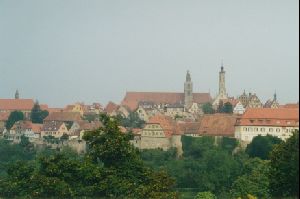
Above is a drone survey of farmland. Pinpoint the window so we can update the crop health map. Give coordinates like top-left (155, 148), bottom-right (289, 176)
top-left (276, 128), bottom-right (280, 132)
top-left (261, 128), bottom-right (265, 132)
top-left (269, 128), bottom-right (273, 132)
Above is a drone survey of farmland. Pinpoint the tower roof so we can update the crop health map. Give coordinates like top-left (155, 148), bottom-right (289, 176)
top-left (186, 70), bottom-right (191, 82)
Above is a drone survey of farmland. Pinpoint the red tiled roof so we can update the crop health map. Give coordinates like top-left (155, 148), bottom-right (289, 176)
top-left (0, 112), bottom-right (10, 121)
top-left (105, 101), bottom-right (119, 113)
top-left (0, 99), bottom-right (34, 111)
top-left (77, 120), bottom-right (102, 130)
top-left (148, 115), bottom-right (176, 137)
top-left (11, 121), bottom-right (42, 133)
top-left (44, 112), bottom-right (82, 122)
top-left (121, 92), bottom-right (212, 111)
top-left (237, 108), bottom-right (299, 127)
top-left (198, 114), bottom-right (237, 136)
top-left (40, 104), bottom-right (49, 110)
top-left (280, 103), bottom-right (299, 109)
top-left (176, 122), bottom-right (201, 135)
top-left (42, 121), bottom-right (65, 131)
top-left (47, 108), bottom-right (64, 113)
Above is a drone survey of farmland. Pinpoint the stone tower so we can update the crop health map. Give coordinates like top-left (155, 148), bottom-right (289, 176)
top-left (212, 64), bottom-right (228, 106)
top-left (219, 65), bottom-right (227, 99)
top-left (15, 89), bottom-right (19, 99)
top-left (184, 70), bottom-right (193, 108)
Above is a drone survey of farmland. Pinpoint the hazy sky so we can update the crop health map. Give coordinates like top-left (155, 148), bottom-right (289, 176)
top-left (0, 0), bottom-right (299, 107)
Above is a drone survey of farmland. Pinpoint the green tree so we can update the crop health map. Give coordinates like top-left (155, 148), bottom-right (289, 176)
top-left (60, 134), bottom-right (69, 143)
top-left (5, 111), bottom-right (24, 130)
top-left (269, 130), bottom-right (299, 198)
top-left (230, 158), bottom-right (270, 199)
top-left (221, 102), bottom-right (233, 113)
top-left (115, 112), bottom-right (145, 129)
top-left (221, 137), bottom-right (238, 153)
top-left (202, 103), bottom-right (215, 114)
top-left (31, 101), bottom-right (49, 123)
top-left (83, 114), bottom-right (177, 198)
top-left (194, 191), bottom-right (217, 199)
top-left (246, 135), bottom-right (282, 160)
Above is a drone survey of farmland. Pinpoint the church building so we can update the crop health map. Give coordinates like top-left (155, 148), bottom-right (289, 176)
top-left (121, 71), bottom-right (212, 111)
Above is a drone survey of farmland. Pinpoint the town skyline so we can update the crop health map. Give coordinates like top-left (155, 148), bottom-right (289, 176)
top-left (0, 0), bottom-right (299, 107)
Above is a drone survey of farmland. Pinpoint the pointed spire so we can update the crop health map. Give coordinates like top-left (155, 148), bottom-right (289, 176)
top-left (15, 89), bottom-right (19, 99)
top-left (274, 91), bottom-right (277, 101)
top-left (221, 60), bottom-right (224, 72)
top-left (186, 70), bottom-right (191, 82)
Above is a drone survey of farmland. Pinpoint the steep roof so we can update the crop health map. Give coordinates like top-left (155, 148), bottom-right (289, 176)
top-left (176, 122), bottom-right (201, 135)
top-left (198, 114), bottom-right (238, 136)
top-left (0, 99), bottom-right (34, 111)
top-left (147, 115), bottom-right (176, 137)
top-left (44, 112), bottom-right (81, 122)
top-left (241, 108), bottom-right (299, 120)
top-left (11, 121), bottom-right (42, 133)
top-left (237, 108), bottom-right (299, 127)
top-left (77, 120), bottom-right (103, 130)
top-left (121, 91), bottom-right (212, 111)
top-left (42, 121), bottom-right (65, 131)
top-left (105, 101), bottom-right (119, 114)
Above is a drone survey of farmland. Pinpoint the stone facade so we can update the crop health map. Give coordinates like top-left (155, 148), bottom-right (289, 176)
top-left (213, 66), bottom-right (228, 106)
top-left (184, 71), bottom-right (193, 109)
top-left (238, 91), bottom-right (263, 108)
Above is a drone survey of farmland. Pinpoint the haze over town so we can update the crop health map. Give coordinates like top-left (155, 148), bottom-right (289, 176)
top-left (0, 0), bottom-right (299, 107)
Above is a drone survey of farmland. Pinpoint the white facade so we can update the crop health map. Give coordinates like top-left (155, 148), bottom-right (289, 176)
top-left (233, 101), bottom-right (246, 115)
top-left (235, 125), bottom-right (299, 143)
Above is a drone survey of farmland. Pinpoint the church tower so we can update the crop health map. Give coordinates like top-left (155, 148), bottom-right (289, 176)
top-left (219, 65), bottom-right (227, 99)
top-left (15, 89), bottom-right (19, 99)
top-left (213, 64), bottom-right (228, 106)
top-left (184, 70), bottom-right (193, 108)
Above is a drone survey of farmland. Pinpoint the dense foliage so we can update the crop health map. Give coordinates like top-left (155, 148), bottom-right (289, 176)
top-left (269, 130), bottom-right (299, 198)
top-left (201, 103), bottom-right (215, 114)
top-left (0, 114), bottom-right (176, 198)
top-left (115, 112), bottom-right (145, 128)
top-left (5, 111), bottom-right (24, 130)
top-left (31, 101), bottom-right (49, 123)
top-left (0, 114), bottom-right (298, 199)
top-left (140, 133), bottom-right (298, 199)
top-left (245, 135), bottom-right (283, 160)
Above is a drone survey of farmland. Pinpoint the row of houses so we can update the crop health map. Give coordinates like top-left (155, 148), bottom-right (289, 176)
top-left (3, 111), bottom-right (102, 144)
top-left (130, 107), bottom-right (299, 153)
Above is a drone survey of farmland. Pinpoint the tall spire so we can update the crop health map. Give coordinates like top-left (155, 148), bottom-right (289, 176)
top-left (221, 60), bottom-right (224, 72)
top-left (186, 70), bottom-right (191, 82)
top-left (184, 70), bottom-right (193, 108)
top-left (274, 91), bottom-right (277, 101)
top-left (15, 89), bottom-right (19, 99)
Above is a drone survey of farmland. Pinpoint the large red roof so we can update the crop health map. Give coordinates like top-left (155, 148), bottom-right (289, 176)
top-left (121, 92), bottom-right (212, 111)
top-left (198, 114), bottom-right (237, 136)
top-left (44, 112), bottom-right (82, 122)
top-left (0, 99), bottom-right (34, 111)
top-left (237, 108), bottom-right (299, 127)
top-left (105, 101), bottom-right (119, 114)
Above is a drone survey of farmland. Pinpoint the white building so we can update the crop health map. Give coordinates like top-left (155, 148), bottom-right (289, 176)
top-left (235, 108), bottom-right (299, 144)
top-left (233, 101), bottom-right (246, 115)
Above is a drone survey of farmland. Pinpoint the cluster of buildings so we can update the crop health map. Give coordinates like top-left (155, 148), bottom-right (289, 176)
top-left (0, 65), bottom-right (299, 153)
